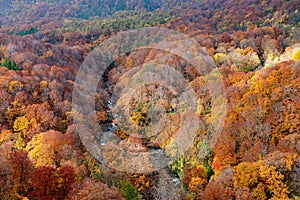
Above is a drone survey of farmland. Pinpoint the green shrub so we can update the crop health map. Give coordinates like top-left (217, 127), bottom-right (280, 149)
top-left (17, 27), bottom-right (38, 36)
top-left (170, 154), bottom-right (186, 179)
top-left (118, 180), bottom-right (140, 200)
top-left (2, 58), bottom-right (18, 70)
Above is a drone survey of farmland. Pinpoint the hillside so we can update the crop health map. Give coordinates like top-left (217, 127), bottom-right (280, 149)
top-left (0, 0), bottom-right (187, 29)
top-left (0, 0), bottom-right (299, 199)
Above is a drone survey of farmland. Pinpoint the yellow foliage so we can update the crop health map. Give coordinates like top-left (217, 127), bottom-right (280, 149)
top-left (8, 80), bottom-right (23, 93)
top-left (29, 118), bottom-right (37, 129)
top-left (11, 100), bottom-right (21, 107)
top-left (196, 101), bottom-right (203, 115)
top-left (63, 19), bottom-right (72, 24)
top-left (234, 162), bottom-right (259, 188)
top-left (252, 182), bottom-right (267, 200)
top-left (125, 58), bottom-right (133, 68)
top-left (131, 174), bottom-right (150, 192)
top-left (5, 101), bottom-right (23, 127)
top-left (39, 80), bottom-right (48, 88)
top-left (25, 134), bottom-right (54, 167)
top-left (259, 164), bottom-right (289, 200)
top-left (234, 162), bottom-right (290, 200)
top-left (114, 128), bottom-right (129, 139)
top-left (13, 116), bottom-right (29, 132)
top-left (83, 152), bottom-right (102, 179)
top-left (42, 50), bottom-right (53, 58)
top-left (242, 46), bottom-right (255, 56)
top-left (130, 109), bottom-right (150, 127)
top-left (188, 177), bottom-right (207, 192)
top-left (196, 164), bottom-right (208, 174)
top-left (131, 112), bottom-right (143, 125)
top-left (0, 129), bottom-right (14, 144)
top-left (292, 50), bottom-right (300, 61)
top-left (15, 132), bottom-right (26, 149)
top-left (213, 53), bottom-right (227, 65)
top-left (285, 154), bottom-right (297, 171)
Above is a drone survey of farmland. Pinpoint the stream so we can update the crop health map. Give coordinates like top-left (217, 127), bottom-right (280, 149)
top-left (96, 87), bottom-right (182, 199)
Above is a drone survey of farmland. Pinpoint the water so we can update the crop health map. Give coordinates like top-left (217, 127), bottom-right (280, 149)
top-left (96, 86), bottom-right (182, 199)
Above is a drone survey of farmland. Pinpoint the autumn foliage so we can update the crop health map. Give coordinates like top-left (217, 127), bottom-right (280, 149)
top-left (0, 0), bottom-right (299, 199)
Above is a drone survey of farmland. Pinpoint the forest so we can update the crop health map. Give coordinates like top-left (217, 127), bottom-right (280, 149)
top-left (0, 0), bottom-right (299, 199)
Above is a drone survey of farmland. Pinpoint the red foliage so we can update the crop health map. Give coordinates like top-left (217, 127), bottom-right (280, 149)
top-left (30, 166), bottom-right (57, 200)
top-left (200, 167), bottom-right (234, 200)
top-left (0, 142), bottom-right (14, 196)
top-left (56, 165), bottom-right (76, 198)
top-left (29, 165), bottom-right (76, 200)
top-left (67, 178), bottom-right (124, 200)
top-left (212, 158), bottom-right (220, 171)
top-left (220, 33), bottom-right (232, 43)
top-left (0, 0), bottom-right (299, 198)
top-left (9, 150), bottom-right (33, 196)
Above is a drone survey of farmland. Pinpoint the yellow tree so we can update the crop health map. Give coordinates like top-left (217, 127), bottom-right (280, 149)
top-left (234, 162), bottom-right (290, 200)
top-left (25, 130), bottom-right (74, 167)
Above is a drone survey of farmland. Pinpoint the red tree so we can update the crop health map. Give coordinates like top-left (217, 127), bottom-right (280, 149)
top-left (56, 165), bottom-right (76, 198)
top-left (30, 166), bottom-right (56, 200)
top-left (9, 150), bottom-right (33, 197)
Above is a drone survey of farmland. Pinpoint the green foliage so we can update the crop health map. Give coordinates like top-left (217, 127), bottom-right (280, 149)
top-left (203, 163), bottom-right (213, 179)
top-left (2, 58), bottom-right (18, 70)
top-left (59, 10), bottom-right (179, 37)
top-left (16, 27), bottom-right (38, 36)
top-left (0, 1), bottom-right (299, 199)
top-left (196, 141), bottom-right (214, 179)
top-left (217, 26), bottom-right (227, 33)
top-left (170, 154), bottom-right (186, 179)
top-left (118, 180), bottom-right (140, 200)
top-left (89, 166), bottom-right (103, 181)
top-left (288, 10), bottom-right (300, 26)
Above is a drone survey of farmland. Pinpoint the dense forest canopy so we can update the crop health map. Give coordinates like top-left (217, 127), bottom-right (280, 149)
top-left (0, 0), bottom-right (299, 199)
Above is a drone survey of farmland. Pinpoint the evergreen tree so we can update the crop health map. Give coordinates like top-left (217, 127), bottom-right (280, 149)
top-left (2, 58), bottom-right (18, 70)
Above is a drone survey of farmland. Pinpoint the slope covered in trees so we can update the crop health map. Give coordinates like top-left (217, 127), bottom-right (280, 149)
top-left (0, 0), bottom-right (299, 199)
top-left (0, 0), bottom-right (186, 30)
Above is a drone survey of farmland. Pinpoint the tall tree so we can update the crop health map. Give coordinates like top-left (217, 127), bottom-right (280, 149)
top-left (9, 150), bottom-right (33, 197)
